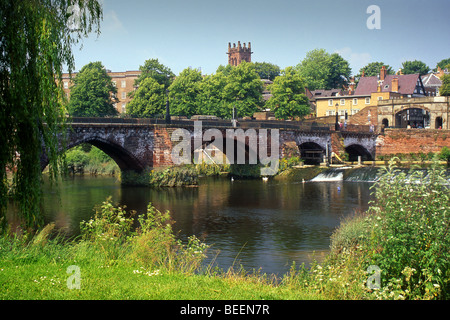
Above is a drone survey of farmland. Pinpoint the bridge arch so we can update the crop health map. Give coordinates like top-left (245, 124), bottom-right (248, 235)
top-left (299, 142), bottom-right (325, 165)
top-left (41, 136), bottom-right (147, 173)
top-left (345, 144), bottom-right (373, 162)
top-left (192, 133), bottom-right (259, 166)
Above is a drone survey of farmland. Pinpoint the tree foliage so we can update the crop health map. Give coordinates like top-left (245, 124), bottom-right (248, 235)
top-left (253, 62), bottom-right (281, 81)
top-left (196, 71), bottom-right (229, 117)
top-left (401, 60), bottom-right (430, 75)
top-left (126, 77), bottom-right (166, 117)
top-left (67, 61), bottom-right (118, 117)
top-left (358, 62), bottom-right (394, 77)
top-left (296, 49), bottom-right (351, 90)
top-left (0, 0), bottom-right (102, 230)
top-left (266, 67), bottom-right (310, 120)
top-left (440, 74), bottom-right (450, 96)
top-left (135, 58), bottom-right (175, 89)
top-left (222, 61), bottom-right (264, 118)
top-left (168, 67), bottom-right (203, 117)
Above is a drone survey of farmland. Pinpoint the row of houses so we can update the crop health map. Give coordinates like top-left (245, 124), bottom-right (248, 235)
top-left (307, 66), bottom-right (448, 120)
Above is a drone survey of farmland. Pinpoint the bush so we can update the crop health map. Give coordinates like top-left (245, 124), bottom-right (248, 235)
top-left (65, 148), bottom-right (89, 174)
top-left (439, 147), bottom-right (450, 164)
top-left (79, 197), bottom-right (209, 272)
top-left (365, 159), bottom-right (450, 299)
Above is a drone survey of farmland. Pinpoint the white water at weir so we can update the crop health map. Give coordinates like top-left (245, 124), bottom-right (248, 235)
top-left (310, 169), bottom-right (345, 182)
top-left (308, 167), bottom-right (449, 184)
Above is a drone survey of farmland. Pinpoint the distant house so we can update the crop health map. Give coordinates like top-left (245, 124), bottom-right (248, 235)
top-left (312, 66), bottom-right (427, 124)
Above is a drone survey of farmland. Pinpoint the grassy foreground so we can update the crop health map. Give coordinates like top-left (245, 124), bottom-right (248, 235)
top-left (1, 160), bottom-right (449, 300)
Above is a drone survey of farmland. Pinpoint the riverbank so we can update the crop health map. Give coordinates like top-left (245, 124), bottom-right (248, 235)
top-left (2, 161), bottom-right (448, 301)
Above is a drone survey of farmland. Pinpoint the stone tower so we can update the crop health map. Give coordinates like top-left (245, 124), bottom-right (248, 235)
top-left (227, 41), bottom-right (252, 66)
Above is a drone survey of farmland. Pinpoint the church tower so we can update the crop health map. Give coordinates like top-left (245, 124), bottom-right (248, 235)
top-left (227, 41), bottom-right (252, 66)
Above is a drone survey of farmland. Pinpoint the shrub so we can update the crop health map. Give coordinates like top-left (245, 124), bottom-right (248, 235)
top-left (79, 198), bottom-right (209, 273)
top-left (65, 148), bottom-right (89, 174)
top-left (366, 159), bottom-right (450, 299)
top-left (439, 147), bottom-right (450, 164)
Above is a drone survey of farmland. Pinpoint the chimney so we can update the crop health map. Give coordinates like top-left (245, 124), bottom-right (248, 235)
top-left (392, 77), bottom-right (399, 92)
top-left (349, 77), bottom-right (356, 94)
top-left (380, 66), bottom-right (387, 81)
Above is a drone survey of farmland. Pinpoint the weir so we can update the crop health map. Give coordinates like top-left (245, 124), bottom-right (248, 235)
top-left (305, 166), bottom-right (450, 184)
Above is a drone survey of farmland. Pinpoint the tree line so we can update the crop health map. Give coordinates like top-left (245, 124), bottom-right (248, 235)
top-left (67, 51), bottom-right (450, 121)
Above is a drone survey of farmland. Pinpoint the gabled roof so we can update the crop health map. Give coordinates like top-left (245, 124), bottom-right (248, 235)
top-left (421, 73), bottom-right (442, 87)
top-left (354, 74), bottom-right (421, 96)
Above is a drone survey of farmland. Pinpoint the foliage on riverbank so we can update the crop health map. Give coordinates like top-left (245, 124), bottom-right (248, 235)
top-left (325, 159), bottom-right (450, 299)
top-left (64, 145), bottom-right (119, 176)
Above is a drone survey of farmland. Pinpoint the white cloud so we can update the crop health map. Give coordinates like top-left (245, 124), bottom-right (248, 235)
top-left (335, 47), bottom-right (371, 75)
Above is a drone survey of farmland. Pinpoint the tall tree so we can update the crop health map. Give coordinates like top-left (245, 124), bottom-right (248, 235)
top-left (168, 67), bottom-right (203, 117)
top-left (401, 60), bottom-right (430, 75)
top-left (0, 0), bottom-right (102, 230)
top-left (296, 48), bottom-right (331, 91)
top-left (135, 58), bottom-right (175, 89)
top-left (196, 71), bottom-right (229, 118)
top-left (126, 77), bottom-right (166, 118)
top-left (253, 62), bottom-right (281, 81)
top-left (327, 53), bottom-right (352, 89)
top-left (440, 74), bottom-right (450, 96)
top-left (266, 67), bottom-right (310, 120)
top-left (222, 61), bottom-right (264, 118)
top-left (295, 49), bottom-right (351, 90)
top-left (358, 62), bottom-right (394, 77)
top-left (67, 61), bottom-right (118, 117)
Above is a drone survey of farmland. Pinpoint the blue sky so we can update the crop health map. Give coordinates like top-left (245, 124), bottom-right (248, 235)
top-left (70, 0), bottom-right (450, 76)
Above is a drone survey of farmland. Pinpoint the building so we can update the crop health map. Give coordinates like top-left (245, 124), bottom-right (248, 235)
top-left (62, 70), bottom-right (141, 113)
top-left (227, 41), bottom-right (252, 66)
top-left (313, 66), bottom-right (427, 125)
top-left (421, 67), bottom-right (450, 96)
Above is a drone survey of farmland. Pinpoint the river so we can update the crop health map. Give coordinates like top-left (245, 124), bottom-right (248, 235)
top-left (38, 172), bottom-right (374, 276)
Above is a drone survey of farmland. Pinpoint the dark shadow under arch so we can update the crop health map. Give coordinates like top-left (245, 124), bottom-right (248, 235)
top-left (345, 144), bottom-right (373, 162)
top-left (299, 142), bottom-right (324, 165)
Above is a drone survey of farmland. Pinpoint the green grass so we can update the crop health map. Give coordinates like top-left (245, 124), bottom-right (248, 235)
top-left (0, 249), bottom-right (320, 300)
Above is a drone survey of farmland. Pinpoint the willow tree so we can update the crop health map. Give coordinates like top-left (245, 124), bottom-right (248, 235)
top-left (0, 0), bottom-right (103, 231)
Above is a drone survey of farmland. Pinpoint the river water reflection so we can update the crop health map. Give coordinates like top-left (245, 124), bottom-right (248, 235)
top-left (41, 175), bottom-right (374, 276)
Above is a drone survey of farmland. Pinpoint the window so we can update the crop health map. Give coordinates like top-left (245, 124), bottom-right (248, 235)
top-left (352, 109), bottom-right (360, 115)
top-left (112, 81), bottom-right (117, 87)
top-left (122, 92), bottom-right (126, 100)
top-left (63, 82), bottom-right (69, 89)
top-left (121, 80), bottom-right (126, 88)
top-left (328, 99), bottom-right (333, 106)
top-left (365, 97), bottom-right (371, 104)
top-left (340, 99), bottom-right (345, 106)
top-left (121, 103), bottom-right (126, 113)
top-left (378, 96), bottom-right (383, 101)
top-left (353, 98), bottom-right (358, 105)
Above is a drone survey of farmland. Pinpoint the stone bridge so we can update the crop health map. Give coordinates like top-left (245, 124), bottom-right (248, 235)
top-left (40, 117), bottom-right (378, 175)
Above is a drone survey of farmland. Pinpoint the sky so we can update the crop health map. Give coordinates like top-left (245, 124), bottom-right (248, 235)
top-left (69, 0), bottom-right (450, 76)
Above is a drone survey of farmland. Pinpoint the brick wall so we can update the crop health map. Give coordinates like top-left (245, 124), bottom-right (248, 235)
top-left (153, 127), bottom-right (176, 167)
top-left (376, 128), bottom-right (450, 156)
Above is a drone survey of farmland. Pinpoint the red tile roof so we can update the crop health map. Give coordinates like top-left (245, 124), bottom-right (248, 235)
top-left (354, 74), bottom-right (421, 96)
